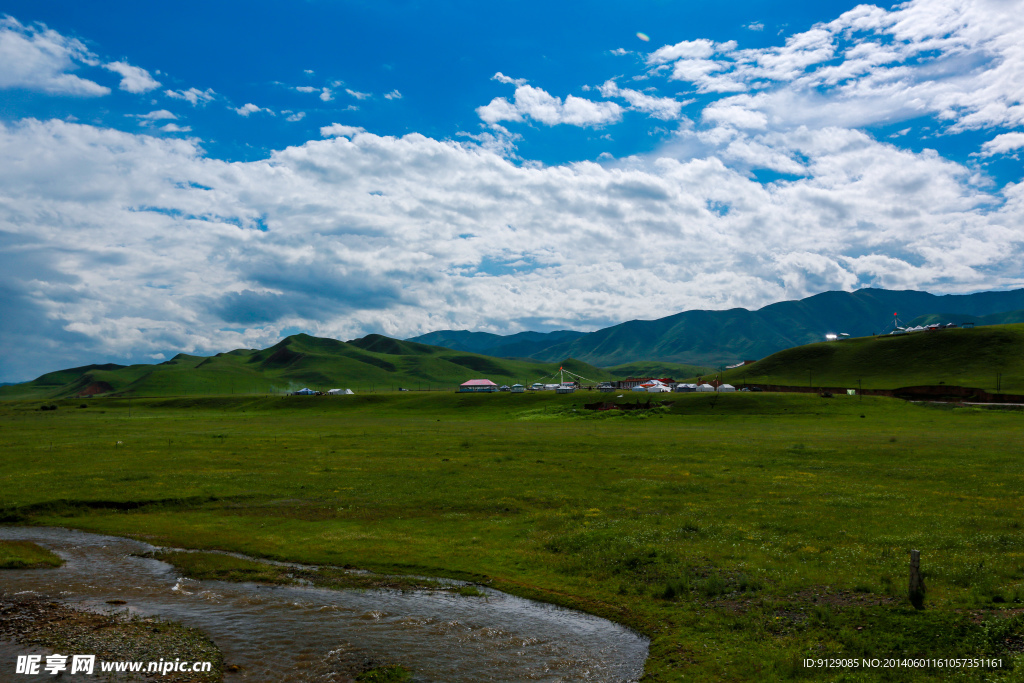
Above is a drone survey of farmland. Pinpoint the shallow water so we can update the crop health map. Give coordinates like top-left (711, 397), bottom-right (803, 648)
top-left (0, 527), bottom-right (647, 682)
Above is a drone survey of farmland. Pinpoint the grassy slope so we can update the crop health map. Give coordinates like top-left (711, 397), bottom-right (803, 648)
top-left (2, 392), bottom-right (1023, 680)
top-left (0, 334), bottom-right (617, 401)
top-left (716, 324), bottom-right (1024, 393)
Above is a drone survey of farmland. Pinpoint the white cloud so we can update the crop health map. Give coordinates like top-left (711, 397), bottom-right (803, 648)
top-left (702, 100), bottom-right (768, 129)
top-left (136, 109), bottom-right (176, 121)
top-left (165, 87), bottom-right (216, 105)
top-left (745, 22), bottom-right (765, 32)
top-left (0, 16), bottom-right (109, 96)
top-left (103, 60), bottom-right (160, 93)
top-left (345, 88), bottom-right (370, 100)
top-left (980, 132), bottom-right (1024, 157)
top-left (641, 0), bottom-right (1024, 136)
top-left (287, 111), bottom-right (306, 122)
top-left (294, 85), bottom-right (316, 93)
top-left (1, 118), bottom-right (1022, 381)
top-left (320, 87), bottom-right (334, 101)
top-left (384, 89), bottom-right (402, 100)
top-left (598, 80), bottom-right (687, 120)
top-left (159, 123), bottom-right (191, 132)
top-left (478, 84), bottom-right (623, 127)
top-left (234, 103), bottom-right (273, 117)
top-left (492, 72), bottom-right (527, 86)
top-left (609, 48), bottom-right (631, 56)
top-left (320, 123), bottom-right (365, 137)
top-left (647, 39), bottom-right (717, 65)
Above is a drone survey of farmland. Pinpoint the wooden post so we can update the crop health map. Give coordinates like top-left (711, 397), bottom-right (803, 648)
top-left (909, 549), bottom-right (925, 609)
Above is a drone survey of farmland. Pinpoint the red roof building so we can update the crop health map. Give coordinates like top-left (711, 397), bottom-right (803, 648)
top-left (459, 379), bottom-right (498, 392)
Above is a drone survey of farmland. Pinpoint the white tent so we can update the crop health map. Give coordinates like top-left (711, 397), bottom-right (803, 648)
top-left (646, 385), bottom-right (673, 393)
top-left (327, 388), bottom-right (354, 395)
top-left (674, 384), bottom-right (697, 392)
top-left (696, 384), bottom-right (716, 392)
top-left (295, 387), bottom-right (316, 395)
top-left (631, 385), bottom-right (649, 392)
top-left (719, 384), bottom-right (736, 392)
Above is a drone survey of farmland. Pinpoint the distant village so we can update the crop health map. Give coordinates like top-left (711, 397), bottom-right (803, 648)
top-left (289, 377), bottom-right (747, 396)
top-left (455, 377), bottom-right (747, 394)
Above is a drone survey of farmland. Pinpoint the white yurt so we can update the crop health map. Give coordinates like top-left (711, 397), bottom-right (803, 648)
top-left (696, 384), bottom-right (716, 392)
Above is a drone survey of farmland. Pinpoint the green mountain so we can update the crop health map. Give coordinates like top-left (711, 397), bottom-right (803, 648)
top-left (716, 323), bottom-right (1024, 393)
top-left (0, 333), bottom-right (615, 400)
top-left (603, 361), bottom-right (714, 379)
top-left (411, 288), bottom-right (1024, 367)
top-left (410, 329), bottom-right (587, 359)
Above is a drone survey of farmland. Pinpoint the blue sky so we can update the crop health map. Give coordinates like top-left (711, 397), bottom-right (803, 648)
top-left (1, 0), bottom-right (1023, 381)
top-left (3, 0), bottom-right (870, 164)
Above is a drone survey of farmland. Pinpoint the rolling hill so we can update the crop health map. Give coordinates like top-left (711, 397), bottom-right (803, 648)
top-left (0, 334), bottom-right (616, 401)
top-left (715, 323), bottom-right (1024, 393)
top-left (409, 287), bottom-right (1024, 367)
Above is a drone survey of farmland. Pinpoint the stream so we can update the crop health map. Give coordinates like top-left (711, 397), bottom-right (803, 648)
top-left (0, 526), bottom-right (648, 682)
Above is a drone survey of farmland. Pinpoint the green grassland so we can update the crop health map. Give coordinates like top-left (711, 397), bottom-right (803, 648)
top-left (718, 324), bottom-right (1024, 393)
top-left (0, 539), bottom-right (63, 568)
top-left (2, 390), bottom-right (1023, 680)
top-left (0, 333), bottom-right (617, 401)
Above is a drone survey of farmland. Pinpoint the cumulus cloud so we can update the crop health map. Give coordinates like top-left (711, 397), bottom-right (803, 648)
top-left (0, 15), bottom-right (109, 96)
top-left (1, 118), bottom-right (1022, 382)
top-left (103, 60), bottom-right (160, 93)
top-left (492, 72), bottom-right (527, 86)
top-left (980, 132), bottom-right (1024, 157)
top-left (384, 89), bottom-right (402, 100)
top-left (235, 103), bottom-right (273, 117)
top-left (165, 87), bottom-right (216, 105)
top-left (286, 111), bottom-right (306, 122)
top-left (133, 109), bottom-right (177, 123)
top-left (320, 123), bottom-right (365, 137)
top-left (159, 123), bottom-right (191, 132)
top-left (598, 80), bottom-right (688, 120)
top-left (478, 83), bottom-right (623, 127)
top-left (641, 0), bottom-right (1024, 137)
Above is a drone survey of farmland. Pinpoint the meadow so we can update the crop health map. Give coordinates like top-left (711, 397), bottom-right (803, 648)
top-left (1, 390), bottom-right (1023, 681)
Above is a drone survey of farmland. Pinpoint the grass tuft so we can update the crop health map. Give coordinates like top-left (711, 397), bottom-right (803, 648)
top-left (0, 540), bottom-right (62, 568)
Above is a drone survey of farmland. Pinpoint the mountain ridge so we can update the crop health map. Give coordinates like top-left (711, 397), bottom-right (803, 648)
top-left (408, 287), bottom-right (1024, 366)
